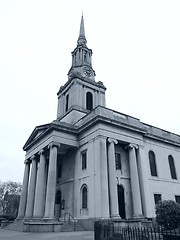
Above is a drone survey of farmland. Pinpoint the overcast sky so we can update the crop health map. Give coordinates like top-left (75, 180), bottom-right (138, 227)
top-left (0, 0), bottom-right (180, 183)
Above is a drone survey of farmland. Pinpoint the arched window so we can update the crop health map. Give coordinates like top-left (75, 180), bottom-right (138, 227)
top-left (149, 151), bottom-right (157, 176)
top-left (86, 92), bottom-right (93, 110)
top-left (65, 94), bottom-right (69, 112)
top-left (81, 185), bottom-right (88, 209)
top-left (168, 155), bottom-right (177, 179)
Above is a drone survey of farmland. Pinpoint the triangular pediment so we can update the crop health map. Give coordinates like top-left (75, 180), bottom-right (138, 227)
top-left (23, 123), bottom-right (50, 150)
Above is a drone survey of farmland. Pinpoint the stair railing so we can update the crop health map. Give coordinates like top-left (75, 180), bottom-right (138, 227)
top-left (64, 212), bottom-right (76, 231)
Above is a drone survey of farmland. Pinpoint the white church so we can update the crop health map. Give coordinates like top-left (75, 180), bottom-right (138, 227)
top-left (17, 15), bottom-right (180, 230)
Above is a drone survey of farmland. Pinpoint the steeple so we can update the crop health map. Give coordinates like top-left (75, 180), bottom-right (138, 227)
top-left (68, 15), bottom-right (95, 81)
top-left (57, 15), bottom-right (106, 122)
top-left (77, 14), bottom-right (87, 46)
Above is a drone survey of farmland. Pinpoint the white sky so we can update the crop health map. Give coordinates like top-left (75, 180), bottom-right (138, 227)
top-left (0, 0), bottom-right (180, 183)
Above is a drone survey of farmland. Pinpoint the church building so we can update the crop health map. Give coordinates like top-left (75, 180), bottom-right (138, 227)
top-left (17, 16), bottom-right (180, 227)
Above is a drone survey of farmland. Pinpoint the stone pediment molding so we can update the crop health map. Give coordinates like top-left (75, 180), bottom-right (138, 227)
top-left (23, 121), bottom-right (77, 151)
top-left (23, 124), bottom-right (50, 151)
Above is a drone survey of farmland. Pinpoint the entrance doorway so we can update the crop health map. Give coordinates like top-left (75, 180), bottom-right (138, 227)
top-left (55, 190), bottom-right (61, 219)
top-left (117, 185), bottom-right (126, 219)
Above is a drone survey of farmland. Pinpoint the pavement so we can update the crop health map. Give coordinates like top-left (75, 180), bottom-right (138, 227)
top-left (0, 229), bottom-right (94, 240)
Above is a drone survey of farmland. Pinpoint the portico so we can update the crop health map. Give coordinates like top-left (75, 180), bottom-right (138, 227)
top-left (18, 137), bottom-right (77, 221)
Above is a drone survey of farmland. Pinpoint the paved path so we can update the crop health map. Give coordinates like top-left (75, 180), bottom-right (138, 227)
top-left (0, 229), bottom-right (94, 240)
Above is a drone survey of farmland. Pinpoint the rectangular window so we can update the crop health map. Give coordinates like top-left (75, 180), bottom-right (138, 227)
top-left (58, 164), bottom-right (62, 179)
top-left (175, 196), bottom-right (180, 204)
top-left (82, 151), bottom-right (87, 170)
top-left (154, 194), bottom-right (162, 205)
top-left (115, 153), bottom-right (121, 170)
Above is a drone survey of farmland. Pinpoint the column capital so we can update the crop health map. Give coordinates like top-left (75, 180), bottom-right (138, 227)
top-left (24, 159), bottom-right (30, 164)
top-left (108, 138), bottom-right (118, 144)
top-left (126, 143), bottom-right (139, 150)
top-left (30, 155), bottom-right (36, 161)
top-left (38, 149), bottom-right (45, 155)
top-left (48, 142), bottom-right (60, 149)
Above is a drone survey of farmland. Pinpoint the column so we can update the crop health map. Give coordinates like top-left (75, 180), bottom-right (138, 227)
top-left (44, 142), bottom-right (59, 219)
top-left (137, 146), bottom-right (152, 217)
top-left (100, 137), bottom-right (109, 218)
top-left (17, 160), bottom-right (30, 219)
top-left (107, 138), bottom-right (120, 218)
top-left (128, 144), bottom-right (143, 218)
top-left (25, 155), bottom-right (37, 219)
top-left (93, 137), bottom-right (102, 217)
top-left (33, 149), bottom-right (46, 218)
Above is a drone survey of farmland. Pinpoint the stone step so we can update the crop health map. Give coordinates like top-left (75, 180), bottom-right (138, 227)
top-left (61, 221), bottom-right (86, 232)
top-left (2, 220), bottom-right (87, 232)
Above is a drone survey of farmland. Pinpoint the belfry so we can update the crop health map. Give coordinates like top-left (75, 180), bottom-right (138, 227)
top-left (17, 15), bottom-right (180, 231)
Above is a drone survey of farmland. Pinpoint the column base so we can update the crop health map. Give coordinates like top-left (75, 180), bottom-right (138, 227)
top-left (43, 217), bottom-right (57, 222)
top-left (32, 217), bottom-right (44, 222)
top-left (110, 214), bottom-right (121, 220)
top-left (132, 214), bottom-right (144, 219)
top-left (23, 217), bottom-right (34, 222)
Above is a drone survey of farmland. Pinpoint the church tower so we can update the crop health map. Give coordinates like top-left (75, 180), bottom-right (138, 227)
top-left (57, 15), bottom-right (106, 124)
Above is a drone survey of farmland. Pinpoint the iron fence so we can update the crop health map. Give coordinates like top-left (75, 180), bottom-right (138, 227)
top-left (94, 222), bottom-right (180, 240)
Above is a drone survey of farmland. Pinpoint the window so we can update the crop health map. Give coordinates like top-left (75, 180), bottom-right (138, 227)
top-left (168, 155), bottom-right (177, 179)
top-left (84, 51), bottom-right (87, 61)
top-left (149, 151), bottom-right (158, 177)
top-left (115, 153), bottom-right (121, 170)
top-left (57, 164), bottom-right (62, 179)
top-left (55, 190), bottom-right (61, 204)
top-left (82, 151), bottom-right (87, 170)
top-left (86, 92), bottom-right (93, 110)
top-left (82, 185), bottom-right (88, 209)
top-left (65, 94), bottom-right (69, 112)
top-left (154, 194), bottom-right (162, 205)
top-left (175, 196), bottom-right (180, 204)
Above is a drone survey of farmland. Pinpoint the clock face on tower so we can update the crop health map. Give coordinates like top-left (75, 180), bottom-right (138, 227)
top-left (83, 68), bottom-right (93, 78)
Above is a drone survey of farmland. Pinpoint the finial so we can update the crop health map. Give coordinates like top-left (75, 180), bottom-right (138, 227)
top-left (82, 10), bottom-right (83, 16)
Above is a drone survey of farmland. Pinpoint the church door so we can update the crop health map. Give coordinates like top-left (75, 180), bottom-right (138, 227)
top-left (117, 185), bottom-right (126, 219)
top-left (55, 190), bottom-right (61, 219)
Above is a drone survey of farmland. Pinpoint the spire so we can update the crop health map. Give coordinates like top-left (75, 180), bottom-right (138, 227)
top-left (77, 14), bottom-right (87, 46)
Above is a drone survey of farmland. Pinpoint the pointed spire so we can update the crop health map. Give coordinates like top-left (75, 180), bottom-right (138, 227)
top-left (77, 14), bottom-right (87, 46)
top-left (79, 13), bottom-right (85, 36)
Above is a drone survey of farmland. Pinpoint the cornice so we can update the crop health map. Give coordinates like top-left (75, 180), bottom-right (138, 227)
top-left (23, 107), bottom-right (180, 152)
top-left (57, 73), bottom-right (106, 96)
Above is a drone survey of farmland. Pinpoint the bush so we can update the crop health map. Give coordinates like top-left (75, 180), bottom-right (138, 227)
top-left (155, 200), bottom-right (180, 230)
top-left (0, 214), bottom-right (16, 221)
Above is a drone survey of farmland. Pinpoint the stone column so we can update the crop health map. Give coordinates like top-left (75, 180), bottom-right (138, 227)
top-left (44, 142), bottom-right (59, 219)
top-left (17, 160), bottom-right (30, 219)
top-left (137, 146), bottom-right (152, 217)
top-left (33, 149), bottom-right (46, 218)
top-left (107, 138), bottom-right (120, 218)
top-left (25, 155), bottom-right (37, 219)
top-left (128, 144), bottom-right (143, 218)
top-left (100, 137), bottom-right (109, 218)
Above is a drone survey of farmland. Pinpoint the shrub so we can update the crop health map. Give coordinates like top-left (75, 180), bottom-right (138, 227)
top-left (155, 200), bottom-right (180, 230)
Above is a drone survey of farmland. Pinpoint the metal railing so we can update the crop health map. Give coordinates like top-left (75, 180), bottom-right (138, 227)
top-left (64, 212), bottom-right (87, 231)
top-left (64, 212), bottom-right (76, 231)
top-left (94, 221), bottom-right (180, 240)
